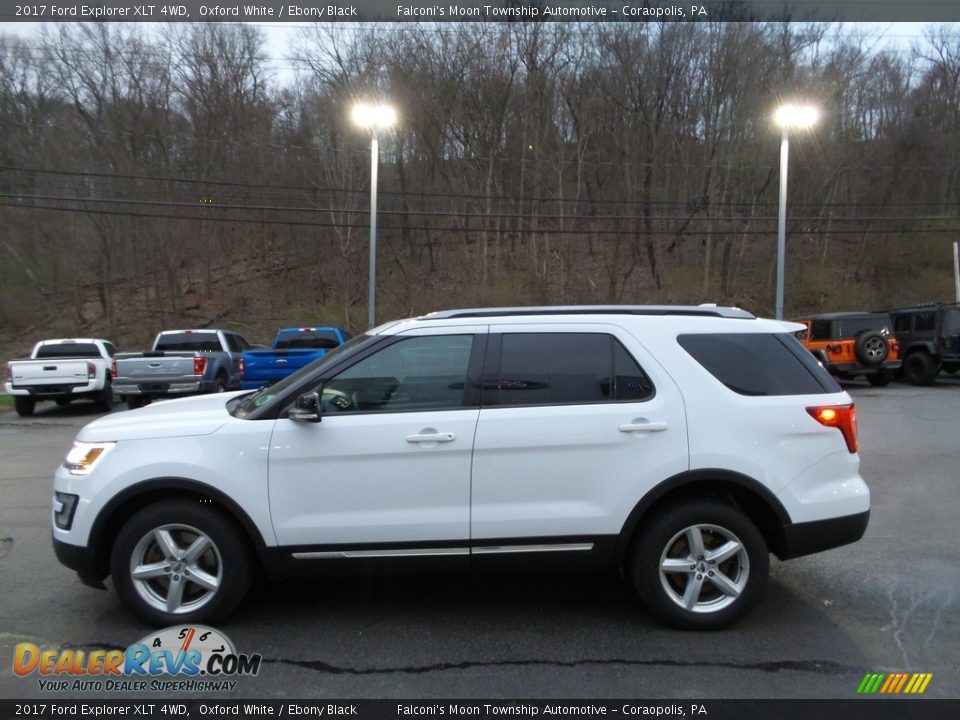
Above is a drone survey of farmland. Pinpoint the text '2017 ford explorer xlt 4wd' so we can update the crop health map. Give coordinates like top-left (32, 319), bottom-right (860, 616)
top-left (51, 306), bottom-right (869, 630)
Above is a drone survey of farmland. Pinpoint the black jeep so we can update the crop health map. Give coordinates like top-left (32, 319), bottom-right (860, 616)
top-left (884, 303), bottom-right (960, 385)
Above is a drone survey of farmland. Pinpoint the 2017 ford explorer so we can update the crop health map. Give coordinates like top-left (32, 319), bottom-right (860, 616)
top-left (52, 306), bottom-right (869, 630)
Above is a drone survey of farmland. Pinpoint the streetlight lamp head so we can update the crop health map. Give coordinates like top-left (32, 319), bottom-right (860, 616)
top-left (774, 104), bottom-right (819, 129)
top-left (352, 103), bottom-right (397, 130)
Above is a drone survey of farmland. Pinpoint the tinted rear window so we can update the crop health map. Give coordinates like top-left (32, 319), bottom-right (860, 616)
top-left (678, 333), bottom-right (840, 396)
top-left (836, 316), bottom-right (892, 337)
top-left (36, 343), bottom-right (101, 359)
top-left (155, 333), bottom-right (223, 352)
top-left (276, 331), bottom-right (341, 350)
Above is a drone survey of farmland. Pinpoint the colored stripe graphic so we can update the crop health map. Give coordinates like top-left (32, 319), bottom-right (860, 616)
top-left (857, 672), bottom-right (933, 694)
top-left (893, 673), bottom-right (910, 693)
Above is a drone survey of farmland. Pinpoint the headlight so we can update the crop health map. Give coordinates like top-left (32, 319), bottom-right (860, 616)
top-left (64, 442), bottom-right (115, 475)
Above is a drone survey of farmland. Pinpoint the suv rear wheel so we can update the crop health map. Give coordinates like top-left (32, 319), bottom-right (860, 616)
top-left (867, 369), bottom-right (893, 387)
top-left (14, 396), bottom-right (35, 417)
top-left (631, 499), bottom-right (768, 630)
top-left (110, 501), bottom-right (252, 626)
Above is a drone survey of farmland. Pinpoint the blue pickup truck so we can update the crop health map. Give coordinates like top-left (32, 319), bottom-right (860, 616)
top-left (239, 326), bottom-right (352, 390)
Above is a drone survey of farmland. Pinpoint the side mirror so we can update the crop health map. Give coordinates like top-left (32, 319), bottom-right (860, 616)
top-left (288, 391), bottom-right (321, 423)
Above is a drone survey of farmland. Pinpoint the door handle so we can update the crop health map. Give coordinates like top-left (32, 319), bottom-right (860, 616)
top-left (619, 421), bottom-right (668, 433)
top-left (406, 432), bottom-right (456, 444)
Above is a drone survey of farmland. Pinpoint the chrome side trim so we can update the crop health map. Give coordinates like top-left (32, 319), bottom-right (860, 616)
top-left (292, 543), bottom-right (596, 560)
top-left (471, 543), bottom-right (595, 555)
top-left (292, 547), bottom-right (469, 560)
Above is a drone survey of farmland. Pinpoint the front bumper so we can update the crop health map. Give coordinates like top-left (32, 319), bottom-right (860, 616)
top-left (52, 536), bottom-right (106, 590)
top-left (778, 510), bottom-right (870, 559)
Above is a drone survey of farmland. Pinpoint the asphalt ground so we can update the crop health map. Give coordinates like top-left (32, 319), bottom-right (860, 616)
top-left (0, 382), bottom-right (957, 701)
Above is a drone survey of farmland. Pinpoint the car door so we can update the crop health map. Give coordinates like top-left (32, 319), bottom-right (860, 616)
top-left (267, 328), bottom-right (485, 555)
top-left (470, 324), bottom-right (688, 559)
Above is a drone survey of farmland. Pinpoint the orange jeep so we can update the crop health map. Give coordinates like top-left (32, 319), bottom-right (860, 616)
top-left (793, 312), bottom-right (901, 386)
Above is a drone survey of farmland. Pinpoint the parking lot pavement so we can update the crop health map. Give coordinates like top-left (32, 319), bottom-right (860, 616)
top-left (0, 384), bottom-right (957, 699)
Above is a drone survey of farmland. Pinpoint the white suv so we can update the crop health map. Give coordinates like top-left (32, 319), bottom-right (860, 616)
top-left (52, 306), bottom-right (869, 630)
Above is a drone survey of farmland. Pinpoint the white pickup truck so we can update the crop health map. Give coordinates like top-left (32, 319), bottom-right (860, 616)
top-left (4, 338), bottom-right (117, 417)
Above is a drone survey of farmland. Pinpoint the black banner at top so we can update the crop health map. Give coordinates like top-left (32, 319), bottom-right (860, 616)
top-left (2, 0), bottom-right (959, 23)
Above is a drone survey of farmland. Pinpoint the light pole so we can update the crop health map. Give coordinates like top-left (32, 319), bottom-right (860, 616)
top-left (352, 102), bottom-right (397, 329)
top-left (773, 103), bottom-right (819, 320)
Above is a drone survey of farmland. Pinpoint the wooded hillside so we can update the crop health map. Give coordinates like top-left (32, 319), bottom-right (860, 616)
top-left (1, 22), bottom-right (958, 353)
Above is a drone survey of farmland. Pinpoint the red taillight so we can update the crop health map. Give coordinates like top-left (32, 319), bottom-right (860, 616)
top-left (4, 364), bottom-right (11, 381)
top-left (807, 404), bottom-right (858, 454)
top-left (111, 358), bottom-right (117, 379)
top-left (238, 358), bottom-right (245, 376)
top-left (86, 362), bottom-right (96, 379)
top-left (194, 356), bottom-right (207, 376)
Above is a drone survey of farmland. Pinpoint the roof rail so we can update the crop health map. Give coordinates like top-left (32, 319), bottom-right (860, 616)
top-left (420, 305), bottom-right (755, 320)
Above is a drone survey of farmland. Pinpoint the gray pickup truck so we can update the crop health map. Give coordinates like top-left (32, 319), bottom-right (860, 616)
top-left (113, 329), bottom-right (251, 409)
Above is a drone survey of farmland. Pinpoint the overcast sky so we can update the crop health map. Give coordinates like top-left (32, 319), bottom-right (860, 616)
top-left (0, 20), bottom-right (940, 85)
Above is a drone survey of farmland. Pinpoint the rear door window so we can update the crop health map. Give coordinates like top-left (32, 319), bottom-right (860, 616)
top-left (943, 309), bottom-right (960, 335)
top-left (678, 333), bottom-right (841, 396)
top-left (915, 313), bottom-right (936, 332)
top-left (487, 333), bottom-right (654, 407)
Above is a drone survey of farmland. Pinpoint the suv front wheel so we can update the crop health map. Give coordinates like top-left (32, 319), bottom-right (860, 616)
top-left (110, 500), bottom-right (252, 626)
top-left (631, 500), bottom-right (768, 630)
top-left (904, 352), bottom-right (937, 386)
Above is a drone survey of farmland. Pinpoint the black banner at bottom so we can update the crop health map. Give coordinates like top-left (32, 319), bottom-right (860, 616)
top-left (1, 699), bottom-right (958, 720)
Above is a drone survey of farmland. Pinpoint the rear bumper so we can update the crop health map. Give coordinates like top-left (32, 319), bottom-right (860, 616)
top-left (113, 381), bottom-right (202, 395)
top-left (823, 361), bottom-right (901, 374)
top-left (52, 536), bottom-right (106, 590)
top-left (778, 510), bottom-right (870, 560)
top-left (5, 381), bottom-right (99, 397)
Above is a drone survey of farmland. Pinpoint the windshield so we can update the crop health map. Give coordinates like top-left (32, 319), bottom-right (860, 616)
top-left (228, 333), bottom-right (373, 419)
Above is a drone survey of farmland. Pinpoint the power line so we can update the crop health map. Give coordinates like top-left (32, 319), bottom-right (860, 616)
top-left (1, 192), bottom-right (957, 225)
top-left (3, 199), bottom-right (958, 237)
top-left (3, 166), bottom-right (960, 211)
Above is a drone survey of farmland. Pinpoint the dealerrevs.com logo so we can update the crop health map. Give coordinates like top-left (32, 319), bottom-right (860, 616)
top-left (14, 625), bottom-right (262, 692)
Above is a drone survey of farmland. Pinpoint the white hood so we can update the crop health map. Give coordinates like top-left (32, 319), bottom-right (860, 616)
top-left (77, 392), bottom-right (247, 442)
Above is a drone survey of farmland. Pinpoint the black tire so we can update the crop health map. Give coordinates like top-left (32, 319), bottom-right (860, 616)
top-left (97, 380), bottom-right (114, 412)
top-left (904, 352), bottom-right (937, 386)
top-left (867, 369), bottom-right (892, 387)
top-left (127, 395), bottom-right (145, 410)
top-left (14, 396), bottom-right (35, 417)
top-left (854, 331), bottom-right (888, 367)
top-left (213, 376), bottom-right (227, 393)
top-left (110, 500), bottom-right (252, 627)
top-left (631, 499), bottom-right (769, 630)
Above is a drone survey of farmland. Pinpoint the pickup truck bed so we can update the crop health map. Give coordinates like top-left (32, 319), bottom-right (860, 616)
top-left (113, 329), bottom-right (250, 409)
top-left (240, 326), bottom-right (351, 390)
